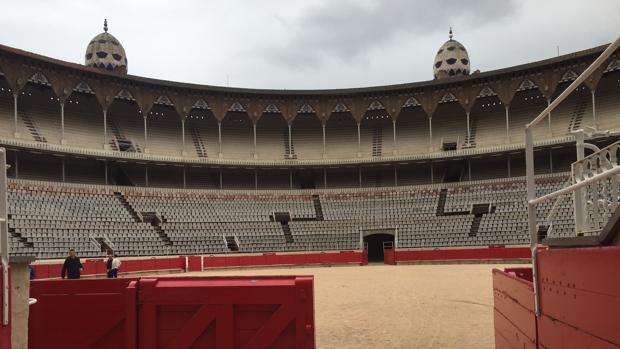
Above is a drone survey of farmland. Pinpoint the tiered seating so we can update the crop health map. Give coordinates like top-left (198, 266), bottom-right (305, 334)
top-left (6, 173), bottom-right (575, 259)
top-left (7, 183), bottom-right (169, 258)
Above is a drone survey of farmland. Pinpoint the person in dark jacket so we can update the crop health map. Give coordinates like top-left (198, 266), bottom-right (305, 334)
top-left (61, 248), bottom-right (83, 279)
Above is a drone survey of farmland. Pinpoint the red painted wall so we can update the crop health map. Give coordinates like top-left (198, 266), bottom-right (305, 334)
top-left (493, 246), bottom-right (620, 348)
top-left (202, 250), bottom-right (363, 269)
top-left (397, 246), bottom-right (530, 262)
top-left (32, 257), bottom-right (186, 280)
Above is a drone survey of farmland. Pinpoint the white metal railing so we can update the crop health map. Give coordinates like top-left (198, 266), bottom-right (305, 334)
top-left (525, 36), bottom-right (620, 317)
top-left (572, 140), bottom-right (620, 232)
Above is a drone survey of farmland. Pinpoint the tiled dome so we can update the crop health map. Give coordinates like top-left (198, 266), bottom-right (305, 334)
top-left (84, 19), bottom-right (128, 74)
top-left (433, 28), bottom-right (470, 80)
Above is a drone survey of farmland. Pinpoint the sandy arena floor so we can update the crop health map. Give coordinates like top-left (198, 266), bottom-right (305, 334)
top-left (182, 263), bottom-right (523, 349)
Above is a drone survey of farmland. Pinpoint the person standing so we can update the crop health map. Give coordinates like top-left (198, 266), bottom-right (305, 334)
top-left (105, 253), bottom-right (121, 278)
top-left (61, 248), bottom-right (83, 279)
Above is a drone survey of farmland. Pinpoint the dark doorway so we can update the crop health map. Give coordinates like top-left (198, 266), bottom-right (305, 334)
top-left (364, 234), bottom-right (394, 262)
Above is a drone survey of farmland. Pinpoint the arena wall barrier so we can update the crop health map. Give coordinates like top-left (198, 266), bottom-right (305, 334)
top-left (202, 250), bottom-right (363, 269)
top-left (397, 246), bottom-right (531, 262)
top-left (493, 246), bottom-right (620, 348)
top-left (28, 276), bottom-right (315, 349)
top-left (492, 268), bottom-right (537, 349)
top-left (32, 256), bottom-right (186, 279)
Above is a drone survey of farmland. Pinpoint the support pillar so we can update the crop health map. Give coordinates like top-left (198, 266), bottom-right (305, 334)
top-left (392, 120), bottom-right (397, 155)
top-left (323, 168), bottom-right (327, 189)
top-left (505, 105), bottom-right (510, 141)
top-left (287, 124), bottom-right (292, 158)
top-left (61, 157), bottom-right (65, 182)
top-left (394, 166), bottom-right (398, 186)
top-left (549, 149), bottom-right (553, 173)
top-left (143, 115), bottom-right (148, 153)
top-left (322, 124), bottom-right (326, 158)
top-left (358, 167), bottom-right (362, 188)
top-left (356, 123), bottom-right (361, 157)
top-left (466, 111), bottom-right (470, 145)
top-left (102, 109), bottom-right (108, 149)
top-left (181, 119), bottom-right (186, 156)
top-left (253, 123), bottom-right (257, 159)
top-left (428, 117), bottom-right (433, 150)
top-left (218, 122), bottom-right (222, 158)
top-left (507, 156), bottom-right (511, 177)
top-left (13, 94), bottom-right (20, 138)
top-left (60, 102), bottom-right (66, 144)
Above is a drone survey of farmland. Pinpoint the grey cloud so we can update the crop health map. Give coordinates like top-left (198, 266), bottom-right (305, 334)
top-left (254, 0), bottom-right (519, 70)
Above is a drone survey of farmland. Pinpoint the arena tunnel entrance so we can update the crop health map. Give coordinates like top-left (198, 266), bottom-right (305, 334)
top-left (363, 232), bottom-right (395, 263)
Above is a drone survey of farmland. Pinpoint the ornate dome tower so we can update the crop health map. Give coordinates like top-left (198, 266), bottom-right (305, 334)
top-left (84, 19), bottom-right (128, 74)
top-left (433, 28), bottom-right (470, 80)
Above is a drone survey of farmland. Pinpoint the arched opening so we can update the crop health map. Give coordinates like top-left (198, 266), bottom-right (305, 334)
top-left (325, 110), bottom-right (357, 159)
top-left (221, 110), bottom-right (253, 159)
top-left (360, 107), bottom-right (392, 157)
top-left (146, 102), bottom-right (182, 156)
top-left (63, 91), bottom-right (101, 148)
top-left (363, 233), bottom-right (394, 263)
top-left (469, 94), bottom-right (503, 148)
top-left (20, 81), bottom-right (59, 143)
top-left (107, 98), bottom-right (142, 152)
top-left (185, 107), bottom-right (218, 158)
top-left (256, 111), bottom-right (288, 160)
top-left (395, 106), bottom-right (427, 155)
top-left (291, 111), bottom-right (322, 159)
top-left (433, 100), bottom-right (466, 150)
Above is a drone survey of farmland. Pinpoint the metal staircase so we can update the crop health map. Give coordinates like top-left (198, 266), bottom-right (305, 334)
top-left (20, 113), bottom-right (46, 142)
top-left (567, 98), bottom-right (588, 133)
top-left (190, 126), bottom-right (208, 158)
top-left (372, 127), bottom-right (382, 157)
top-left (283, 129), bottom-right (297, 159)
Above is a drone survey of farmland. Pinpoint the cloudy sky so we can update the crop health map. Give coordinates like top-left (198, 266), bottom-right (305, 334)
top-left (1, 0), bottom-right (619, 89)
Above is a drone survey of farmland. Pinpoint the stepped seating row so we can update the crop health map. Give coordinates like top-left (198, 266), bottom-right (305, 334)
top-left (5, 173), bottom-right (575, 258)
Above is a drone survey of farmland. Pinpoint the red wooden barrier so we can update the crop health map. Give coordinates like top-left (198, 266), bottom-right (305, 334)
top-left (137, 276), bottom-right (315, 349)
top-left (202, 251), bottom-right (363, 269)
top-left (492, 268), bottom-right (537, 349)
top-left (29, 276), bottom-right (316, 348)
top-left (29, 278), bottom-right (138, 349)
top-left (537, 246), bottom-right (620, 348)
top-left (187, 256), bottom-right (202, 272)
top-left (397, 246), bottom-right (530, 262)
top-left (32, 256), bottom-right (186, 280)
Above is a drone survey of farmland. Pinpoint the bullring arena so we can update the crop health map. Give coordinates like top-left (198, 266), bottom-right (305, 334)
top-left (0, 11), bottom-right (619, 349)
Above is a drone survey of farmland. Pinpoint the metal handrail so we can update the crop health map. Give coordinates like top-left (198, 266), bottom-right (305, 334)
top-left (524, 36), bottom-right (620, 317)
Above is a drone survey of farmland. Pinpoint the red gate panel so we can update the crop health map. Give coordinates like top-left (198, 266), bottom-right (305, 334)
top-left (29, 278), bottom-right (138, 349)
top-left (492, 269), bottom-right (536, 349)
top-left (137, 276), bottom-right (315, 349)
top-left (537, 246), bottom-right (620, 348)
